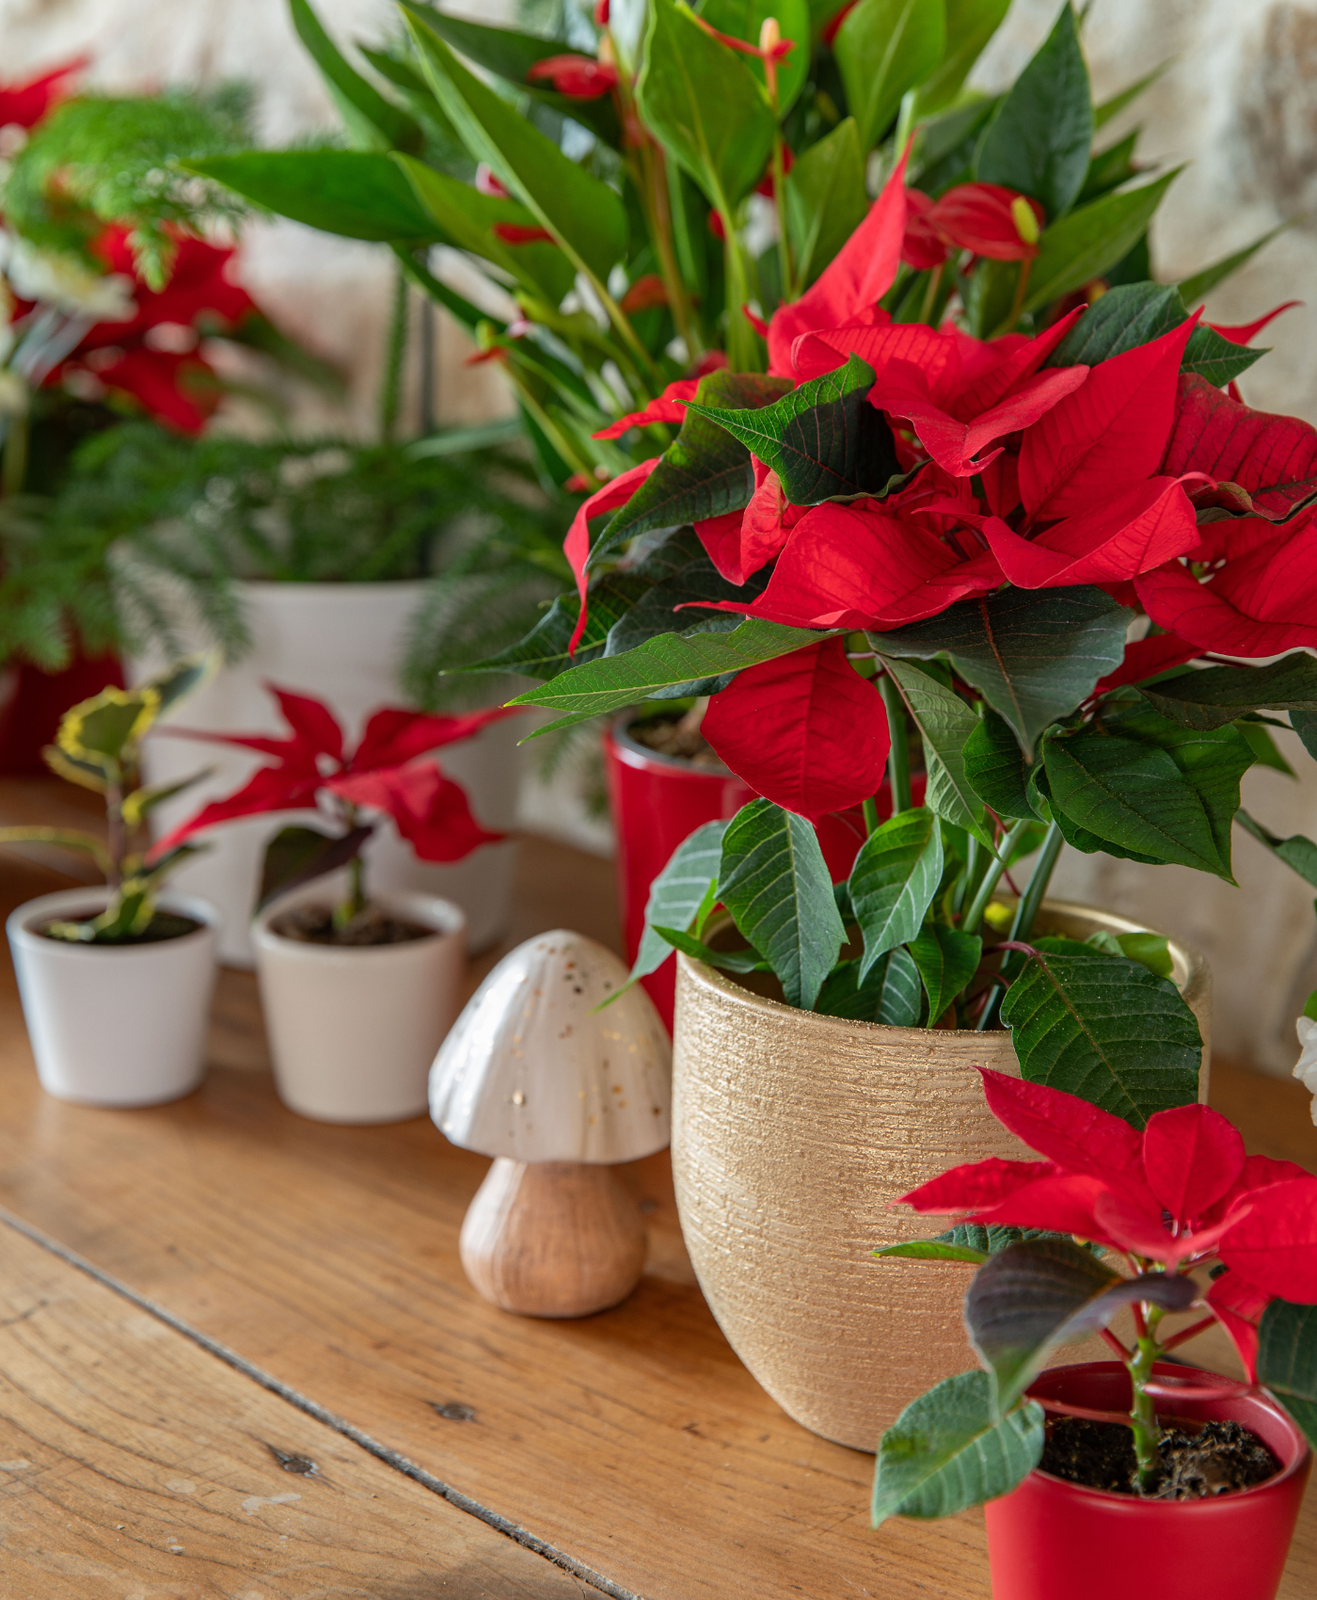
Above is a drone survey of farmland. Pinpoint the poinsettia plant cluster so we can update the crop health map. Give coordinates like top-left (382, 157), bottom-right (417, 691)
top-left (194, 1), bottom-right (1258, 499)
top-left (491, 119), bottom-right (1317, 1136)
top-left (0, 56), bottom-right (299, 463)
top-left (870, 1069), bottom-right (1317, 1517)
top-left (155, 687), bottom-right (513, 928)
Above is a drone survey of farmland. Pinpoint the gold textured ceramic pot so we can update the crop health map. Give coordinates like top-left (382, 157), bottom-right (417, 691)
top-left (671, 903), bottom-right (1211, 1453)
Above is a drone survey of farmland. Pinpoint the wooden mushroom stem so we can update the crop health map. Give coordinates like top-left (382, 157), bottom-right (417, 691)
top-left (459, 1158), bottom-right (647, 1318)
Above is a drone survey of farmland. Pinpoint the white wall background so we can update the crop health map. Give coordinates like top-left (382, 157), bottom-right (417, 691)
top-left (4, 0), bottom-right (1317, 1070)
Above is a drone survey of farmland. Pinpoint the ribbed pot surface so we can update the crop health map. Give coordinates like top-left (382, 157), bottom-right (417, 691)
top-left (671, 903), bottom-right (1211, 1452)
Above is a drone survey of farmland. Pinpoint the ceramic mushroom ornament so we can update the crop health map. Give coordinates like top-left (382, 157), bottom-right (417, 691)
top-left (430, 929), bottom-right (671, 1318)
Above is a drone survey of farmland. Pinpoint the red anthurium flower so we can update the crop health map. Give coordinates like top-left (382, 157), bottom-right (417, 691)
top-left (901, 189), bottom-right (948, 271)
top-left (492, 222), bottom-right (556, 246)
top-left (700, 637), bottom-right (890, 820)
top-left (766, 143), bottom-right (910, 378)
top-left (152, 688), bottom-right (513, 864)
top-left (981, 476), bottom-right (1203, 588)
top-left (0, 57), bottom-right (86, 130)
top-left (822, 0), bottom-right (859, 45)
top-left (1136, 510), bottom-right (1317, 655)
top-left (563, 458), bottom-right (661, 652)
top-left (620, 273), bottom-right (669, 313)
top-left (526, 54), bottom-right (619, 99)
top-left (592, 377), bottom-right (699, 441)
top-left (1018, 315), bottom-right (1198, 521)
top-left (730, 499), bottom-right (1003, 632)
top-left (897, 1068), bottom-right (1317, 1301)
top-left (1161, 373), bottom-right (1317, 521)
top-left (902, 183), bottom-right (1045, 270)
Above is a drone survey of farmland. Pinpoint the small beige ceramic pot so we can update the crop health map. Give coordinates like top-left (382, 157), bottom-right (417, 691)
top-left (671, 902), bottom-right (1211, 1453)
top-left (254, 886), bottom-right (465, 1124)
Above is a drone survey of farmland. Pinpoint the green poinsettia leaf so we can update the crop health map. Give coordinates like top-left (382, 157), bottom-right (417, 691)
top-left (814, 947), bottom-right (923, 1024)
top-left (628, 820), bottom-right (730, 985)
top-left (850, 809), bottom-right (944, 979)
top-left (1138, 654), bottom-right (1317, 731)
top-left (907, 923), bottom-right (982, 1027)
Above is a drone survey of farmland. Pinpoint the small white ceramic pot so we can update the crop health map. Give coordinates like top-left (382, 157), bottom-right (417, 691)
top-left (253, 885), bottom-right (466, 1124)
top-left (6, 887), bottom-right (219, 1107)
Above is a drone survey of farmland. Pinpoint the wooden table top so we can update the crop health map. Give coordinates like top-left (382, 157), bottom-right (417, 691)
top-left (0, 775), bottom-right (1314, 1599)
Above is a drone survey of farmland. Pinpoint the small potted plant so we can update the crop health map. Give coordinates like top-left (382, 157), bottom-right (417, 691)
top-left (872, 1066), bottom-right (1317, 1600)
top-left (159, 686), bottom-right (514, 1124)
top-left (2, 660), bottom-right (220, 1106)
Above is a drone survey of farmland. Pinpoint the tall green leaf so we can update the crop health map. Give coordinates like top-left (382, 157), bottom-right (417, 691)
top-left (916, 0), bottom-right (1010, 115)
top-left (403, 4), bottom-right (627, 282)
top-left (784, 118), bottom-right (868, 288)
top-left (999, 947), bottom-right (1202, 1127)
top-left (637, 0), bottom-right (777, 212)
top-left (189, 150), bottom-right (443, 241)
top-left (870, 588), bottom-right (1130, 755)
top-left (850, 810), bottom-right (944, 978)
top-left (974, 1), bottom-right (1091, 218)
top-left (629, 821), bottom-right (729, 984)
top-left (907, 923), bottom-right (981, 1026)
top-left (596, 370), bottom-right (791, 559)
top-left (718, 799), bottom-right (846, 1009)
top-left (687, 354), bottom-right (903, 504)
top-left (833, 0), bottom-right (947, 152)
top-left (1139, 654), bottom-right (1317, 731)
top-left (966, 1238), bottom-right (1195, 1413)
top-left (963, 707), bottom-right (1037, 820)
top-left (1021, 170), bottom-right (1180, 318)
top-left (509, 620), bottom-right (832, 731)
top-left (814, 946), bottom-right (923, 1023)
top-left (290, 0), bottom-right (423, 153)
top-left (1256, 1300), bottom-right (1317, 1449)
top-left (880, 657), bottom-right (994, 846)
top-left (871, 1371), bottom-right (1044, 1526)
top-left (1294, 708), bottom-right (1317, 764)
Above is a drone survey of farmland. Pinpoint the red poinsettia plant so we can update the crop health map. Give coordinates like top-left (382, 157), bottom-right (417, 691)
top-left (154, 687), bottom-right (514, 930)
top-left (501, 130), bottom-right (1317, 1145)
top-left (869, 1069), bottom-right (1317, 1516)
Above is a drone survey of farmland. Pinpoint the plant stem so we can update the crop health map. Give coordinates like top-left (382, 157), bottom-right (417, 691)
top-left (1129, 1308), bottom-right (1166, 1491)
top-left (954, 834), bottom-right (980, 918)
top-left (919, 262), bottom-right (944, 326)
top-left (334, 806), bottom-right (367, 931)
top-left (975, 818), bottom-right (1064, 1030)
top-left (721, 220), bottom-right (759, 371)
top-left (961, 818), bottom-right (1034, 936)
top-left (379, 263), bottom-right (408, 443)
top-left (1003, 257), bottom-right (1033, 335)
top-left (771, 129), bottom-right (794, 304)
top-left (1, 408), bottom-right (29, 497)
top-left (104, 776), bottom-right (125, 892)
top-left (862, 796), bottom-right (880, 836)
top-left (644, 140), bottom-right (701, 360)
top-left (879, 674), bottom-right (912, 814)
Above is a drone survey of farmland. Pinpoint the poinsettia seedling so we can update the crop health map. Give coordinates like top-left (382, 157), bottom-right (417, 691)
top-left (870, 1068), bottom-right (1317, 1520)
top-left (154, 686), bottom-right (516, 931)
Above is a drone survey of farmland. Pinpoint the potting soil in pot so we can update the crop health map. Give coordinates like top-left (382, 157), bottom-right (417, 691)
top-left (38, 912), bottom-right (203, 943)
top-left (1041, 1415), bottom-right (1279, 1500)
top-left (268, 904), bottom-right (432, 946)
top-left (629, 708), bottom-right (725, 767)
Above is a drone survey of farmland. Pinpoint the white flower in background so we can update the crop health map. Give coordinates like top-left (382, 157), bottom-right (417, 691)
top-left (1293, 1016), bottom-right (1317, 1126)
top-left (0, 232), bottom-right (135, 321)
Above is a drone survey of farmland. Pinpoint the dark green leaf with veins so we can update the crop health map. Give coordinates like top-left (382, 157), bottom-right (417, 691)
top-left (907, 923), bottom-right (982, 1027)
top-left (594, 370), bottom-right (791, 562)
top-left (718, 799), bottom-right (846, 1010)
top-left (964, 707), bottom-right (1039, 820)
top-left (1139, 654), bottom-right (1317, 731)
top-left (628, 820), bottom-right (729, 986)
top-left (1237, 811), bottom-right (1317, 890)
top-left (814, 947), bottom-right (923, 1024)
top-left (870, 587), bottom-right (1130, 754)
top-left (999, 949), bottom-right (1202, 1127)
top-left (872, 1371), bottom-right (1044, 1526)
top-left (966, 1238), bottom-right (1196, 1412)
top-left (1256, 1300), bottom-right (1317, 1449)
top-left (685, 354), bottom-right (903, 505)
top-left (850, 810), bottom-right (944, 979)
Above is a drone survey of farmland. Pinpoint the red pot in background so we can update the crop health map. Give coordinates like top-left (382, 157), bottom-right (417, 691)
top-left (604, 716), bottom-right (914, 1029)
top-left (985, 1362), bottom-right (1311, 1600)
top-left (0, 653), bottom-right (125, 775)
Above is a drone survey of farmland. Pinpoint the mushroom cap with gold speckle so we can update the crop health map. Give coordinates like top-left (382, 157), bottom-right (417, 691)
top-left (429, 930), bottom-right (672, 1162)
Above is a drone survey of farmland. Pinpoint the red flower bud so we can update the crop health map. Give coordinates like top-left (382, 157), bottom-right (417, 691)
top-left (526, 53), bottom-right (619, 100)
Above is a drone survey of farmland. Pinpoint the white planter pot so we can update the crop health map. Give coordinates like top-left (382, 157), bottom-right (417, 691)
top-left (7, 887), bottom-right (219, 1107)
top-left (253, 885), bottom-right (466, 1125)
top-left (127, 579), bottom-right (520, 967)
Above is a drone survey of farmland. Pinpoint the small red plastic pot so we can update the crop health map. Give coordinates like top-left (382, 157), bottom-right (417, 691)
top-left (985, 1362), bottom-right (1311, 1600)
top-left (604, 716), bottom-right (907, 1029)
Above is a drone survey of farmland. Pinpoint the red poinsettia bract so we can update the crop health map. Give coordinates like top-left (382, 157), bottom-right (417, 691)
top-left (898, 1068), bottom-right (1317, 1379)
top-left (153, 687), bottom-right (514, 864)
top-left (0, 57), bottom-right (86, 129)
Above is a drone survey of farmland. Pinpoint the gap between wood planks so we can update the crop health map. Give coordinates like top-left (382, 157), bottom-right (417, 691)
top-left (0, 1200), bottom-right (643, 1600)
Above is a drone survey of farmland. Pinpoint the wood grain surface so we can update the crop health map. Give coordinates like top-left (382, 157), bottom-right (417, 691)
top-left (0, 1213), bottom-right (588, 1598)
top-left (0, 778), bottom-right (1314, 1600)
